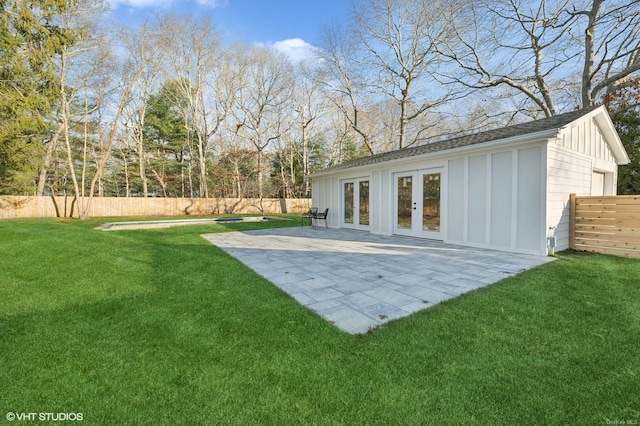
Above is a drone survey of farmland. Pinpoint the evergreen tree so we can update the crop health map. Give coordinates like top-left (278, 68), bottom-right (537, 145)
top-left (610, 109), bottom-right (640, 195)
top-left (0, 0), bottom-right (78, 194)
top-left (143, 82), bottom-right (191, 196)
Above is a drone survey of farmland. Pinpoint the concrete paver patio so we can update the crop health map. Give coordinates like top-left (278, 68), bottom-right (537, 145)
top-left (202, 227), bottom-right (554, 334)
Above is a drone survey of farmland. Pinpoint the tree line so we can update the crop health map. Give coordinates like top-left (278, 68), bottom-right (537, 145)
top-left (1, 0), bottom-right (639, 218)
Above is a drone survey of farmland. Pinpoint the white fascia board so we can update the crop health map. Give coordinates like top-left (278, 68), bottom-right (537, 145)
top-left (591, 108), bottom-right (630, 165)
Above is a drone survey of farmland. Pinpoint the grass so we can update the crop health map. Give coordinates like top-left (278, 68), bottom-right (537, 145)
top-left (1, 216), bottom-right (639, 425)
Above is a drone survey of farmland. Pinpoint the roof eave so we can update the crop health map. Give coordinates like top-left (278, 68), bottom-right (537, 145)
top-left (591, 107), bottom-right (630, 165)
top-left (311, 128), bottom-right (560, 178)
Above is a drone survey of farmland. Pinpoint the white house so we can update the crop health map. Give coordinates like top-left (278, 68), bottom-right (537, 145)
top-left (310, 106), bottom-right (630, 256)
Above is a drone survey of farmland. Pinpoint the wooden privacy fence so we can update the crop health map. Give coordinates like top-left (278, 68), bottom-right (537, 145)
top-left (570, 194), bottom-right (640, 259)
top-left (0, 196), bottom-right (311, 219)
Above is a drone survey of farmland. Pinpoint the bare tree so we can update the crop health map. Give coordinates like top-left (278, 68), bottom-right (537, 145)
top-left (318, 23), bottom-right (378, 155)
top-left (291, 61), bottom-right (330, 196)
top-left (119, 22), bottom-right (162, 198)
top-left (54, 0), bottom-right (115, 217)
top-left (53, 0), bottom-right (159, 218)
top-left (351, 0), bottom-right (462, 148)
top-left (69, 46), bottom-right (149, 217)
top-left (443, 0), bottom-right (640, 117)
top-left (157, 15), bottom-right (229, 198)
top-left (577, 0), bottom-right (640, 107)
top-left (232, 45), bottom-right (294, 202)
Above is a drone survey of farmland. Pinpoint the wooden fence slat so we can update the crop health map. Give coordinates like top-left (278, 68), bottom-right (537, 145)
top-left (575, 237), bottom-right (640, 250)
top-left (574, 231), bottom-right (640, 243)
top-left (570, 193), bottom-right (640, 258)
top-left (575, 218), bottom-right (640, 227)
top-left (0, 196), bottom-right (312, 219)
top-left (573, 244), bottom-right (640, 259)
top-left (576, 204), bottom-right (640, 212)
top-left (576, 211), bottom-right (640, 220)
top-left (576, 197), bottom-right (640, 205)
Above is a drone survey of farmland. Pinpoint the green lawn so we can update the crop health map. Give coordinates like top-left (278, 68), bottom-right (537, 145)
top-left (1, 217), bottom-right (639, 425)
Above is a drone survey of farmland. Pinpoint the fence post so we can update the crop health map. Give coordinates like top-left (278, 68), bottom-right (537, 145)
top-left (569, 193), bottom-right (576, 250)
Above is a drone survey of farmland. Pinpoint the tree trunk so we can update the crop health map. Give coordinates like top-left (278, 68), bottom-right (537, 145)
top-left (59, 48), bottom-right (82, 218)
top-left (279, 154), bottom-right (288, 198)
top-left (80, 63), bottom-right (145, 219)
top-left (138, 124), bottom-right (148, 197)
top-left (123, 152), bottom-right (130, 197)
top-left (197, 132), bottom-right (208, 198)
top-left (302, 127), bottom-right (309, 196)
top-left (37, 124), bottom-right (63, 195)
top-left (582, 0), bottom-right (603, 108)
top-left (257, 148), bottom-right (264, 200)
top-left (152, 169), bottom-right (168, 197)
top-left (399, 84), bottom-right (409, 149)
top-left (234, 162), bottom-right (241, 198)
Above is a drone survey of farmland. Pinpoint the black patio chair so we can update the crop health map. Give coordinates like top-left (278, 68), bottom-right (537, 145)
top-left (302, 207), bottom-right (318, 226)
top-left (312, 208), bottom-right (329, 229)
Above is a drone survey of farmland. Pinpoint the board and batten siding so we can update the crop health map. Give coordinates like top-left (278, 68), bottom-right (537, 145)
top-left (447, 145), bottom-right (546, 255)
top-left (546, 116), bottom-right (619, 252)
top-left (557, 117), bottom-right (615, 163)
top-left (312, 176), bottom-right (332, 226)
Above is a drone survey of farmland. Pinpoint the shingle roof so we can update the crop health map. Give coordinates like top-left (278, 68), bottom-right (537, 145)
top-left (314, 106), bottom-right (600, 175)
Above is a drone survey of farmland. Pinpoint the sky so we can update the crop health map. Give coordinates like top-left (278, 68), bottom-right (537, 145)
top-left (108, 0), bottom-right (352, 61)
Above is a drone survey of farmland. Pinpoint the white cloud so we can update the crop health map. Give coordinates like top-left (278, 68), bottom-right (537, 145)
top-left (109, 0), bottom-right (226, 8)
top-left (257, 38), bottom-right (321, 63)
top-left (196, 0), bottom-right (227, 6)
top-left (109, 0), bottom-right (172, 7)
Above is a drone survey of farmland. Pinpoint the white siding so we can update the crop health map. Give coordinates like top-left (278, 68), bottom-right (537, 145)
top-left (467, 155), bottom-right (487, 244)
top-left (546, 144), bottom-right (597, 251)
top-left (311, 176), bottom-right (338, 228)
top-left (447, 158), bottom-right (465, 242)
top-left (516, 147), bottom-right (543, 252)
top-left (379, 169), bottom-right (393, 235)
top-left (556, 117), bottom-right (615, 163)
top-left (547, 114), bottom-right (620, 252)
top-left (490, 151), bottom-right (513, 248)
top-left (446, 145), bottom-right (545, 255)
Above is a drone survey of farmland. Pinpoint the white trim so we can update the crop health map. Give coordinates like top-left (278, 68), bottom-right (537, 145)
top-left (591, 107), bottom-right (629, 164)
top-left (540, 143), bottom-right (549, 255)
top-left (510, 149), bottom-right (518, 250)
top-left (463, 158), bottom-right (469, 242)
top-left (440, 163), bottom-right (449, 239)
top-left (485, 154), bottom-right (492, 245)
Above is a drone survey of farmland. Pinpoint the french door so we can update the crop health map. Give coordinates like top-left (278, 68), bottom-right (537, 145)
top-left (342, 178), bottom-right (370, 230)
top-left (394, 169), bottom-right (442, 239)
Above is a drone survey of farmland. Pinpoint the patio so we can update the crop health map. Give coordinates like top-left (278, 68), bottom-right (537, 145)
top-left (202, 227), bottom-right (554, 334)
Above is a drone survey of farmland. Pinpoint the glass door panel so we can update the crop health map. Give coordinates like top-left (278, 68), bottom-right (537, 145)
top-left (344, 182), bottom-right (354, 224)
top-left (359, 181), bottom-right (369, 226)
top-left (397, 175), bottom-right (413, 230)
top-left (422, 173), bottom-right (440, 232)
